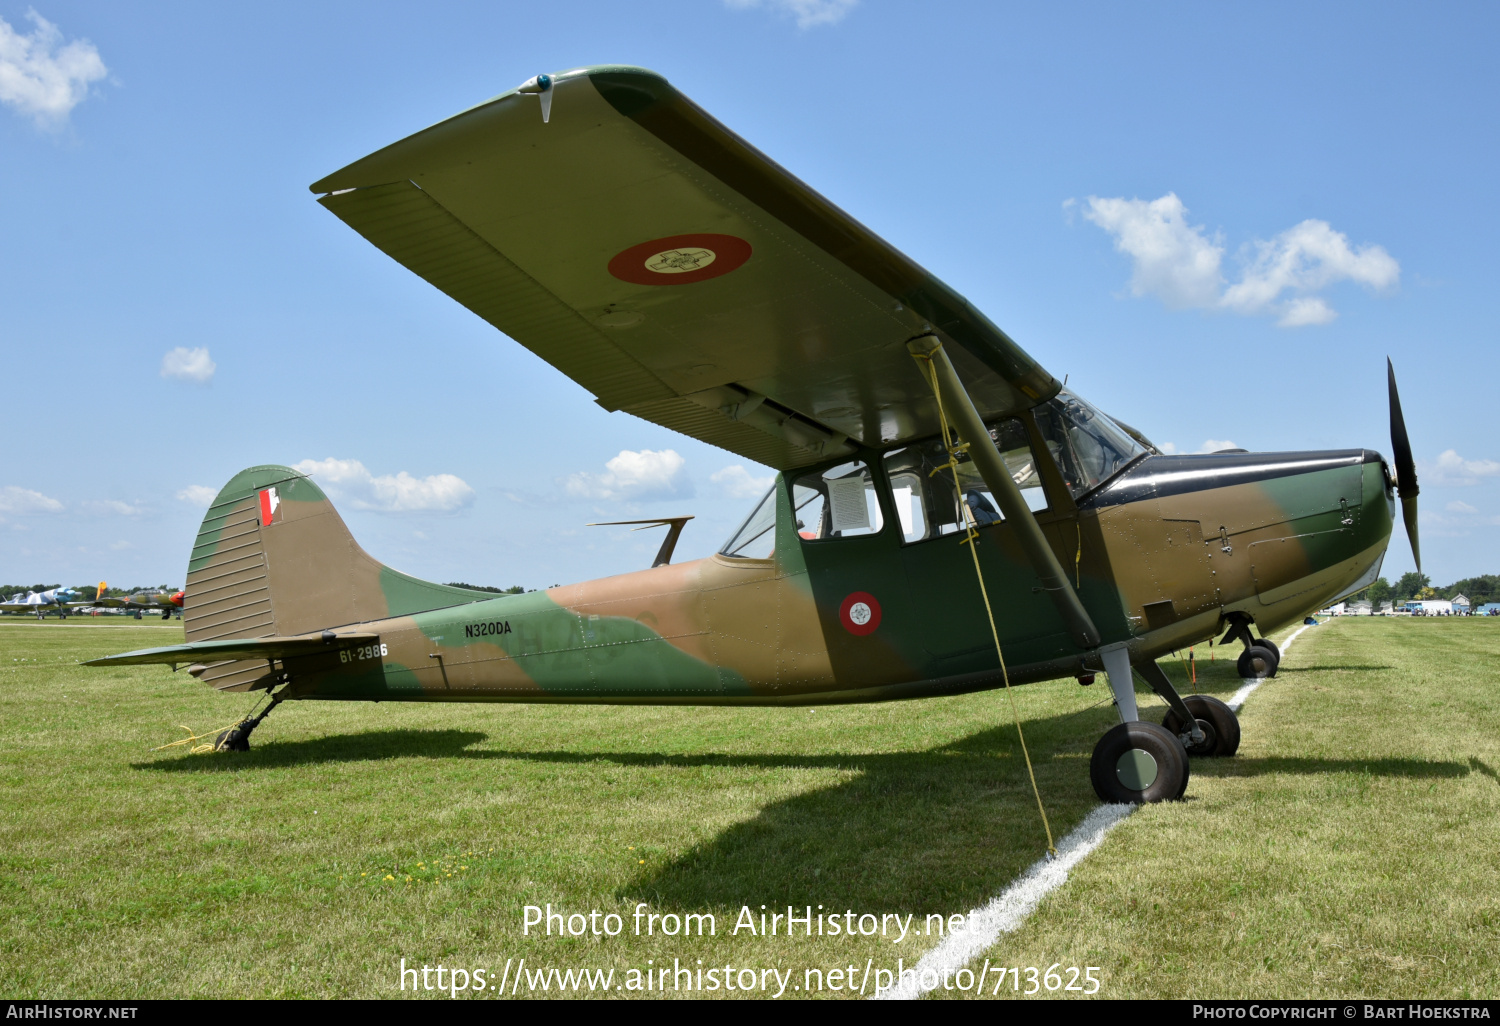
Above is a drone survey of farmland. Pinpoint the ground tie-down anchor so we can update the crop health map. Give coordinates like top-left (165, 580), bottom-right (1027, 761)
top-left (215, 689), bottom-right (287, 752)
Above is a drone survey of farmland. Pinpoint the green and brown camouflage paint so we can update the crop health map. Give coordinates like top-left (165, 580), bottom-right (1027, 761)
top-left (168, 445), bottom-right (1391, 706)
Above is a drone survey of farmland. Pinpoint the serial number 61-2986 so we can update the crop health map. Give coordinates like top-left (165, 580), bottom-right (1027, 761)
top-left (340, 643), bottom-right (388, 663)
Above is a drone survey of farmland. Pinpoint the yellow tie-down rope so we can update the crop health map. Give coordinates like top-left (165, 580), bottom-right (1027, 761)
top-left (916, 353), bottom-right (1058, 858)
top-left (151, 693), bottom-right (270, 754)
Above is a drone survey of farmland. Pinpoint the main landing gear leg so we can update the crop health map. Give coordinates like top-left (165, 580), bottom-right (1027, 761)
top-left (1090, 643), bottom-right (1190, 803)
top-left (215, 691), bottom-right (286, 752)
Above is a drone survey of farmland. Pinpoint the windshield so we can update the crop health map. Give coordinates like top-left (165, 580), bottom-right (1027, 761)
top-left (719, 485), bottom-right (779, 559)
top-left (1032, 389), bottom-right (1145, 496)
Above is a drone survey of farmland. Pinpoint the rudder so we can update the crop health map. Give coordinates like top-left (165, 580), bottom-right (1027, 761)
top-left (184, 465), bottom-right (487, 690)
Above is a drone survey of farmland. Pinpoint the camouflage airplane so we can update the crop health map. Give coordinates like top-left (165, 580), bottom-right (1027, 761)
top-left (88, 66), bottom-right (1420, 804)
top-left (91, 583), bottom-right (185, 620)
top-left (2, 584), bottom-right (102, 619)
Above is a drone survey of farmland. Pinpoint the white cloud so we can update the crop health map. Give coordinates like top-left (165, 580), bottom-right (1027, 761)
top-left (1425, 449), bottom-right (1500, 487)
top-left (565, 449), bottom-right (691, 502)
top-left (109, 539), bottom-right (132, 550)
top-left (1447, 500), bottom-right (1479, 514)
top-left (293, 457), bottom-right (476, 513)
top-left (1082, 194), bottom-right (1399, 327)
top-left (710, 464), bottom-right (775, 499)
top-left (1143, 440), bottom-right (1243, 455)
top-left (1082, 193), bottom-right (1225, 309)
top-left (85, 499), bottom-right (142, 516)
top-left (723, 0), bottom-right (857, 29)
top-left (160, 347), bottom-right (216, 384)
top-left (1222, 219), bottom-right (1399, 321)
top-left (1276, 296), bottom-right (1337, 327)
top-left (0, 10), bottom-right (107, 128)
top-left (176, 485), bottom-right (217, 508)
top-left (0, 485), bottom-right (63, 513)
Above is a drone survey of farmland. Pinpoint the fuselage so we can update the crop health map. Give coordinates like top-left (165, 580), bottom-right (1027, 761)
top-left (251, 446), bottom-right (1392, 706)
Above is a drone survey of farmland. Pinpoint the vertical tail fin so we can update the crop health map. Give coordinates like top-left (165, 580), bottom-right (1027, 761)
top-left (96, 581), bottom-right (106, 601)
top-left (184, 465), bottom-right (487, 690)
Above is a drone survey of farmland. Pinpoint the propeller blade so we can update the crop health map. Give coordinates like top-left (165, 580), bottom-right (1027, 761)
top-left (1387, 357), bottom-right (1421, 570)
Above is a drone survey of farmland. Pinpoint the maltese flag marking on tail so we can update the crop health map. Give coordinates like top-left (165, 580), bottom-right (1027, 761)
top-left (258, 487), bottom-right (280, 526)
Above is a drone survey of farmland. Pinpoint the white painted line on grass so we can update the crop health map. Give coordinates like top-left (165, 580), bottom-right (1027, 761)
top-left (1226, 621), bottom-right (1315, 711)
top-left (875, 620), bottom-right (1321, 1000)
top-left (874, 803), bottom-right (1135, 999)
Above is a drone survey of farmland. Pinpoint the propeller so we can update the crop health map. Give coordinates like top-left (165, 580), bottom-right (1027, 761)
top-left (1387, 357), bottom-right (1420, 571)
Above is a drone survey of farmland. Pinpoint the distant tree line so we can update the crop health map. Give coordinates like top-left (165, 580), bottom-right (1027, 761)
top-left (446, 582), bottom-right (528, 594)
top-left (1345, 573), bottom-right (1499, 608)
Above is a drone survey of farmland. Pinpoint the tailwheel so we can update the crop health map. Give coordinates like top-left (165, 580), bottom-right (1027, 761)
top-left (1236, 644), bottom-right (1279, 679)
top-left (1162, 694), bottom-right (1241, 757)
top-left (1090, 721), bottom-right (1190, 804)
top-left (215, 720), bottom-right (255, 752)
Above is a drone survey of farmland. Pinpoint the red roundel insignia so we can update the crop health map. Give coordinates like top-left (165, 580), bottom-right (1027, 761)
top-left (608, 234), bottom-right (752, 286)
top-left (839, 592), bottom-right (882, 636)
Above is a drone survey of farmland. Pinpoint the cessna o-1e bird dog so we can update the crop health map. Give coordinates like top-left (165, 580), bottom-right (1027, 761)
top-left (89, 66), bottom-right (1420, 804)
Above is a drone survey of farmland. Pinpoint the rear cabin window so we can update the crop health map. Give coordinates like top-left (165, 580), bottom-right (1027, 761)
top-left (883, 418), bottom-right (1046, 545)
top-left (719, 485), bottom-right (778, 559)
top-left (790, 461), bottom-right (884, 541)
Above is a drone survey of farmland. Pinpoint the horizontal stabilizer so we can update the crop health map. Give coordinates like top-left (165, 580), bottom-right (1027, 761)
top-left (83, 632), bottom-right (379, 667)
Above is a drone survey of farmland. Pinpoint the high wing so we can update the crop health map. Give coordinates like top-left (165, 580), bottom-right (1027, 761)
top-left (311, 66), bottom-right (1059, 470)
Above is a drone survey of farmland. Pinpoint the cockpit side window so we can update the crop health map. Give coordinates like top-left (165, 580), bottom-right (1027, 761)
top-left (883, 418), bottom-right (1046, 545)
top-left (790, 461), bottom-right (885, 542)
top-left (1032, 389), bottom-right (1145, 497)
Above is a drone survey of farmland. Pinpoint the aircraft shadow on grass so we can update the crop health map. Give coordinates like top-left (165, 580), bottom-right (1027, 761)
top-left (1469, 757), bottom-right (1500, 785)
top-left (131, 729), bottom-right (491, 772)
top-left (135, 703), bottom-right (1473, 913)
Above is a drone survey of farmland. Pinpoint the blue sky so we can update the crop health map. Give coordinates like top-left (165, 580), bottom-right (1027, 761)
top-left (2, 0), bottom-right (1495, 591)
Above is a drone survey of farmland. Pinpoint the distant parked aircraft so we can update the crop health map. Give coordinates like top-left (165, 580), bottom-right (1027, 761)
top-left (92, 583), bottom-right (184, 620)
top-left (0, 584), bottom-right (103, 619)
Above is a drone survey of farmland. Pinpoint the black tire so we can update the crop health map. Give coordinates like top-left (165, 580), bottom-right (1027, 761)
top-left (161, 610), bottom-right (171, 620)
top-left (215, 725), bottom-right (251, 752)
top-left (1254, 636), bottom-right (1280, 661)
top-left (1162, 694), bottom-right (1241, 757)
top-left (1090, 721), bottom-right (1190, 803)
top-left (1236, 644), bottom-right (1279, 679)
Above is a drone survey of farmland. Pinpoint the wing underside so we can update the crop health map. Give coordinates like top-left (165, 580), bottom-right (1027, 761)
top-left (313, 66), bottom-right (1058, 470)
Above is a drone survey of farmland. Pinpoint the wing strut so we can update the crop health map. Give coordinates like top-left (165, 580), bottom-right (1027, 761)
top-left (908, 335), bottom-right (1101, 651)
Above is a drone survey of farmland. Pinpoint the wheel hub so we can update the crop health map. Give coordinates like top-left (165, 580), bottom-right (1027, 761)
top-left (1116, 748), bottom-right (1158, 790)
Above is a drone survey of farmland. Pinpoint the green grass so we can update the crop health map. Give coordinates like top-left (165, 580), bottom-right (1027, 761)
top-left (0, 616), bottom-right (1496, 998)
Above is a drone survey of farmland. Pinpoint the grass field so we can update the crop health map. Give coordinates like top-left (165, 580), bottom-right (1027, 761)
top-left (1, 615), bottom-right (1496, 999)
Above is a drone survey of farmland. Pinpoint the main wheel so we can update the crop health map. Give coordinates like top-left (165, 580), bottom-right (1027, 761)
top-left (1090, 721), bottom-right (1190, 803)
top-left (161, 609), bottom-right (171, 619)
top-left (1254, 636), bottom-right (1281, 661)
top-left (1162, 694), bottom-right (1241, 756)
top-left (1236, 644), bottom-right (1279, 679)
